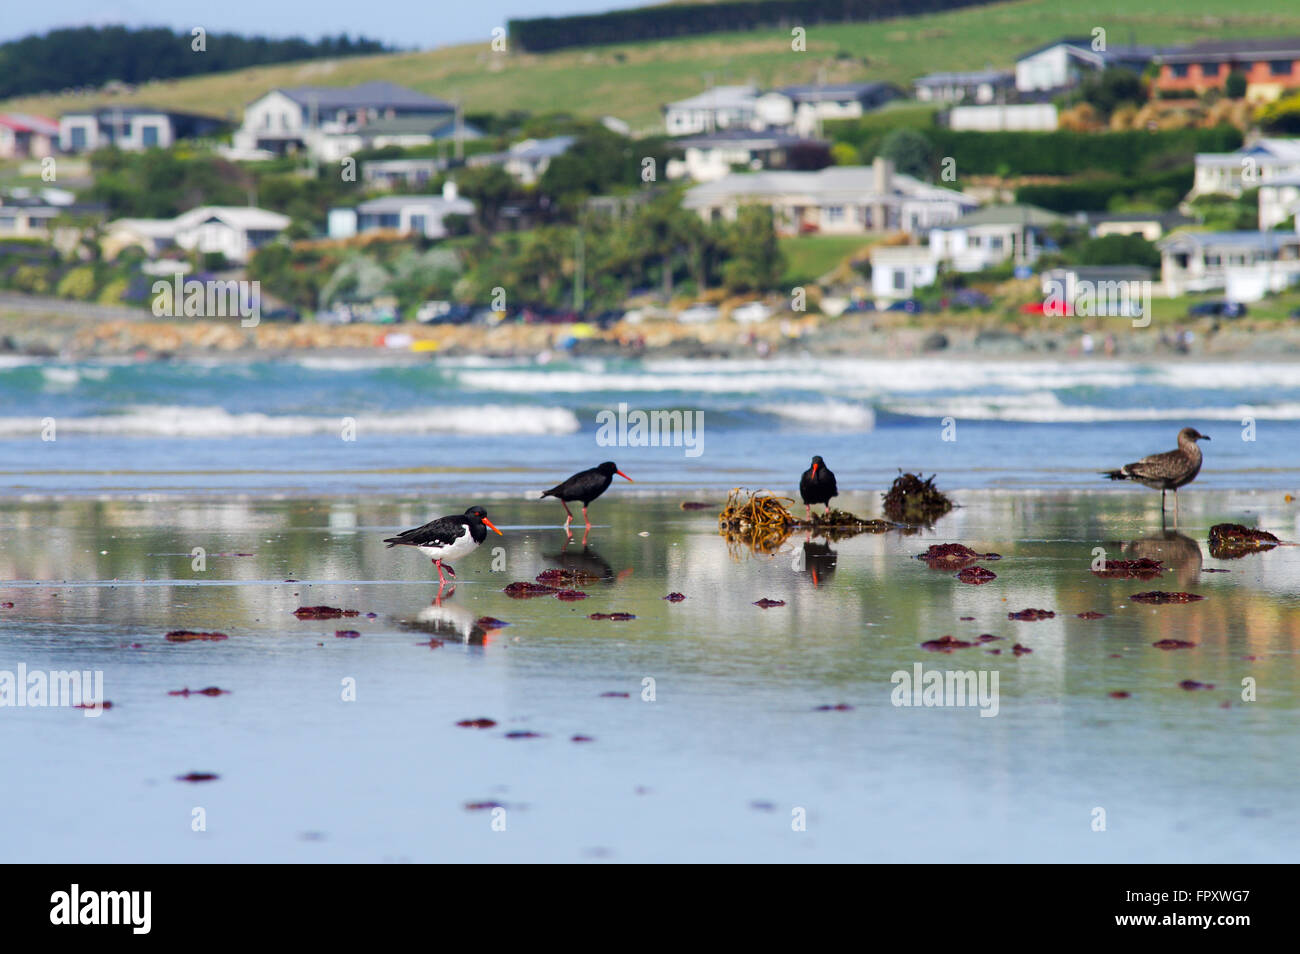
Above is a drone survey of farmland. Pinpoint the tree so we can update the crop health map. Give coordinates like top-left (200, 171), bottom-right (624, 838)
top-left (722, 205), bottom-right (784, 293)
top-left (1076, 234), bottom-right (1160, 269)
top-left (1079, 68), bottom-right (1148, 117)
top-left (878, 128), bottom-right (932, 179)
top-left (1224, 71), bottom-right (1248, 100)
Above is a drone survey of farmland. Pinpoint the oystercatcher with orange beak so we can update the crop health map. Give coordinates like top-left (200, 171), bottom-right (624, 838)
top-left (385, 505), bottom-right (502, 584)
top-left (540, 461), bottom-right (633, 532)
top-left (799, 455), bottom-right (838, 519)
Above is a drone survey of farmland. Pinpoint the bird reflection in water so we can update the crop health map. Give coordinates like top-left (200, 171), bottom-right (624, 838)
top-left (1120, 529), bottom-right (1203, 588)
top-left (800, 536), bottom-right (838, 588)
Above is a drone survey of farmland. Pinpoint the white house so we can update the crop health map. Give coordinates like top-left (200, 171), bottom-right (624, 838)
top-left (754, 83), bottom-right (899, 137)
top-left (1157, 230), bottom-right (1300, 298)
top-left (663, 86), bottom-right (759, 136)
top-left (329, 185), bottom-right (474, 240)
top-left (232, 82), bottom-right (456, 160)
top-left (665, 129), bottom-right (823, 182)
top-left (1258, 175), bottom-right (1300, 230)
top-left (465, 135), bottom-right (575, 185)
top-left (913, 70), bottom-right (1015, 105)
top-left (1191, 139), bottom-right (1300, 198)
top-left (870, 245), bottom-right (939, 300)
top-left (928, 204), bottom-right (1068, 271)
top-left (59, 107), bottom-right (223, 152)
top-left (103, 206), bottom-right (289, 263)
top-left (0, 113), bottom-right (58, 158)
top-left (1014, 38), bottom-right (1155, 93)
top-left (683, 158), bottom-right (978, 236)
top-left (948, 103), bottom-right (1058, 131)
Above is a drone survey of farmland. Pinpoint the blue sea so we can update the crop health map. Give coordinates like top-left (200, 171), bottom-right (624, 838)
top-left (1, 353), bottom-right (1296, 497)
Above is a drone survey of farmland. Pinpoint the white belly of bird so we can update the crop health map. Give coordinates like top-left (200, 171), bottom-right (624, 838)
top-left (417, 528), bottom-right (478, 562)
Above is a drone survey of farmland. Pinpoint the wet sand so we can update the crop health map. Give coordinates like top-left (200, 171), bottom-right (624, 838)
top-left (0, 491), bottom-right (1297, 862)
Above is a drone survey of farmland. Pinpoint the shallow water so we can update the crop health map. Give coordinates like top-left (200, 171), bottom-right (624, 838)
top-left (2, 491), bottom-right (1296, 862)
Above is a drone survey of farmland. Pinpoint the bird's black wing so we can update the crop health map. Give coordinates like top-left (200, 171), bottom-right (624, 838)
top-left (824, 469), bottom-right (838, 497)
top-left (385, 515), bottom-right (468, 547)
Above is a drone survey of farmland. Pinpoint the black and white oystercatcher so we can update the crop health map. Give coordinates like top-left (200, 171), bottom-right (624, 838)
top-left (540, 461), bottom-right (632, 532)
top-left (1103, 427), bottom-right (1208, 523)
top-left (384, 505), bottom-right (502, 584)
top-left (799, 455), bottom-right (838, 518)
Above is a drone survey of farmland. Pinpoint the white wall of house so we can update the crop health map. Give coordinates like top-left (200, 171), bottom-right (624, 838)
top-left (870, 248), bottom-right (938, 299)
top-left (949, 103), bottom-right (1058, 131)
top-left (1258, 181), bottom-right (1300, 229)
top-left (1016, 45), bottom-right (1075, 92)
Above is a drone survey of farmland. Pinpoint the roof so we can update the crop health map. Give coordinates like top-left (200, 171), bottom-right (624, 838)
top-left (772, 82), bottom-right (896, 103)
top-left (0, 113), bottom-right (59, 134)
top-left (470, 135), bottom-right (575, 167)
top-left (59, 105), bottom-right (219, 121)
top-left (1260, 173), bottom-right (1300, 187)
top-left (683, 165), bottom-right (976, 205)
top-left (356, 195), bottom-right (475, 214)
top-left (1086, 210), bottom-right (1194, 227)
top-left (913, 70), bottom-right (1014, 87)
top-left (943, 204), bottom-right (1068, 228)
top-left (1196, 138), bottom-right (1300, 164)
top-left (1042, 265), bottom-right (1153, 281)
top-left (1159, 37), bottom-right (1300, 63)
top-left (665, 85), bottom-right (758, 111)
top-left (272, 81), bottom-right (453, 113)
top-left (675, 129), bottom-right (817, 148)
top-left (1016, 37), bottom-right (1158, 66)
top-left (1157, 229), bottom-right (1300, 251)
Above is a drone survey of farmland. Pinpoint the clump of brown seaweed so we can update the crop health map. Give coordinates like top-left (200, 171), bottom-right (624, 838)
top-left (718, 488), bottom-right (798, 554)
top-left (883, 472), bottom-right (953, 523)
top-left (918, 543), bottom-right (1001, 570)
top-left (1208, 523), bottom-right (1280, 559)
top-left (1092, 558), bottom-right (1164, 580)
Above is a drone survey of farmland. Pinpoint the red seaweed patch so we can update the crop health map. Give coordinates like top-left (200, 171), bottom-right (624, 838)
top-left (922, 635), bottom-right (974, 652)
top-left (753, 598), bottom-right (786, 608)
top-left (536, 568), bottom-right (600, 586)
top-left (168, 687), bottom-right (229, 697)
top-left (1109, 691), bottom-right (1131, 699)
top-left (165, 630), bottom-right (228, 642)
top-left (976, 633), bottom-right (1001, 642)
top-left (293, 606), bottom-right (359, 619)
top-left (554, 589), bottom-right (588, 601)
top-left (1076, 611), bottom-right (1106, 620)
top-left (918, 543), bottom-right (1001, 570)
top-left (814, 703), bottom-right (854, 711)
top-left (1008, 609), bottom-right (1054, 621)
top-left (464, 801), bottom-right (505, 811)
top-left (1012, 643), bottom-right (1033, 656)
top-left (600, 691), bottom-right (630, 698)
top-left (73, 701), bottom-right (112, 709)
top-left (504, 581), bottom-right (558, 598)
top-left (1131, 591), bottom-right (1204, 604)
top-left (589, 612), bottom-right (636, 620)
top-left (505, 731), bottom-right (544, 739)
top-left (956, 566), bottom-right (997, 585)
top-left (1180, 680), bottom-right (1215, 691)
top-left (1208, 523), bottom-right (1280, 559)
top-left (1153, 638), bottom-right (1196, 650)
top-left (176, 772), bottom-right (218, 782)
top-left (334, 630), bottom-right (361, 639)
top-left (571, 735), bottom-right (595, 743)
top-left (664, 592), bottom-right (686, 602)
top-left (1092, 558), bottom-right (1164, 579)
top-left (456, 718), bottom-right (496, 728)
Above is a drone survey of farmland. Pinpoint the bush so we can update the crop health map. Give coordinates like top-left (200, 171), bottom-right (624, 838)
top-left (879, 128), bottom-right (933, 178)
top-left (56, 265), bottom-right (98, 300)
top-left (1076, 234), bottom-right (1161, 269)
top-left (1225, 71), bottom-right (1248, 100)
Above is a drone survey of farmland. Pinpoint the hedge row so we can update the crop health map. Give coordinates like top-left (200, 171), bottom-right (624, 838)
top-left (1014, 167), bottom-right (1194, 212)
top-left (508, 0), bottom-right (1000, 53)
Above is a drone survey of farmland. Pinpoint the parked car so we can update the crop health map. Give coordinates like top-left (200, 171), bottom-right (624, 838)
top-left (949, 289), bottom-right (992, 310)
top-left (678, 303), bottom-right (721, 324)
top-left (415, 300), bottom-right (453, 323)
top-left (1186, 300), bottom-right (1247, 319)
top-left (589, 309), bottom-right (625, 329)
top-left (884, 298), bottom-right (925, 314)
top-left (731, 301), bottom-right (773, 324)
top-left (316, 303), bottom-right (354, 325)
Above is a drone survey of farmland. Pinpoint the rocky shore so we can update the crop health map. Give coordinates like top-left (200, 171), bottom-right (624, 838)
top-left (4, 293), bottom-right (1300, 361)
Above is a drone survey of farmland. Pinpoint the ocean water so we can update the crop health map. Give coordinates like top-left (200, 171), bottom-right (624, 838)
top-left (0, 353), bottom-right (1297, 496)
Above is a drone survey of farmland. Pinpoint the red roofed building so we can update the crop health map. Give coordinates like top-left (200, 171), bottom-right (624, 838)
top-left (0, 114), bottom-right (58, 158)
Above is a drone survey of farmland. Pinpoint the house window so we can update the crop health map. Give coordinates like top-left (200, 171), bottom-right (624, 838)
top-left (140, 124), bottom-right (160, 147)
top-left (1199, 62), bottom-right (1221, 77)
top-left (825, 206), bottom-right (844, 223)
top-left (1270, 59), bottom-right (1294, 76)
top-left (70, 126), bottom-right (87, 149)
top-left (1171, 64), bottom-right (1189, 78)
top-left (410, 214), bottom-right (427, 234)
top-left (990, 236), bottom-right (1004, 251)
top-left (892, 270), bottom-right (906, 291)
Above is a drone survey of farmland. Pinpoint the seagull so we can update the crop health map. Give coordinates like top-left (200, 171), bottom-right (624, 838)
top-left (384, 505), bottom-right (502, 585)
top-left (539, 462), bottom-right (633, 534)
top-left (1103, 428), bottom-right (1209, 524)
top-left (799, 455), bottom-right (838, 519)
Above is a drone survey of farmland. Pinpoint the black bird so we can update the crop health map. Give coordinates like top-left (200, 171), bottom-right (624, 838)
top-left (540, 461), bottom-right (633, 532)
top-left (799, 455), bottom-right (838, 518)
top-left (1103, 427), bottom-right (1208, 524)
top-left (384, 505), bottom-right (502, 584)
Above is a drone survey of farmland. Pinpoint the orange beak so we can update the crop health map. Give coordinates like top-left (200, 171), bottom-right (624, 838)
top-left (482, 518), bottom-right (503, 536)
top-left (616, 470), bottom-right (633, 482)
top-left (812, 462), bottom-right (819, 476)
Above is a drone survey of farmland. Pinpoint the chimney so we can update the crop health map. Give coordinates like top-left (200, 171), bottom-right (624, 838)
top-left (873, 156), bottom-right (894, 193)
top-left (443, 179), bottom-right (459, 202)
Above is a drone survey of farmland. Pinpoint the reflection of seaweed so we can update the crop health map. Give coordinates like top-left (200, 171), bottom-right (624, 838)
top-left (1208, 523), bottom-right (1280, 559)
top-left (719, 488), bottom-right (797, 555)
top-left (883, 472), bottom-right (953, 523)
top-left (794, 508), bottom-right (904, 538)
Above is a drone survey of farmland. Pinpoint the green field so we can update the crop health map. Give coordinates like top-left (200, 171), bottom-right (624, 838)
top-left (6, 0), bottom-right (1300, 130)
top-left (779, 235), bottom-right (875, 285)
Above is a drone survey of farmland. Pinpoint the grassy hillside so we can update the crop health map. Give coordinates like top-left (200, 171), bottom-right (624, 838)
top-left (4, 0), bottom-right (1300, 130)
